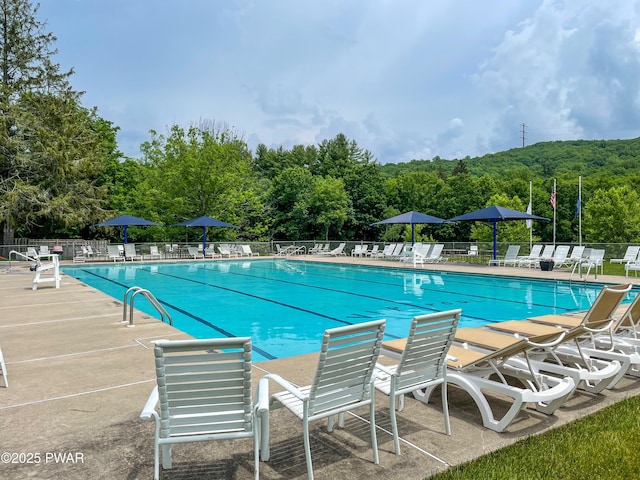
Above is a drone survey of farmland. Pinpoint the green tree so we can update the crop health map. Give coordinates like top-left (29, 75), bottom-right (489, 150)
top-left (342, 162), bottom-right (387, 239)
top-left (583, 186), bottom-right (640, 242)
top-left (139, 121), bottom-right (267, 241)
top-left (309, 176), bottom-right (348, 240)
top-left (0, 0), bottom-right (113, 239)
top-left (267, 166), bottom-right (314, 240)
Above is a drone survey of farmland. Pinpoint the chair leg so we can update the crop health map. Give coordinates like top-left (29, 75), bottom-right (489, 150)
top-left (303, 420), bottom-right (315, 480)
top-left (253, 429), bottom-right (260, 480)
top-left (390, 394), bottom-right (401, 455)
top-left (153, 440), bottom-right (160, 480)
top-left (161, 444), bottom-right (172, 469)
top-left (369, 398), bottom-right (379, 464)
top-left (0, 347), bottom-right (7, 388)
top-left (441, 381), bottom-right (451, 435)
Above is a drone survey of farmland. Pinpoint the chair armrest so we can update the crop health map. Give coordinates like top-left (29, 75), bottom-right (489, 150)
top-left (256, 377), bottom-right (271, 414)
top-left (526, 332), bottom-right (567, 348)
top-left (261, 373), bottom-right (308, 401)
top-left (140, 386), bottom-right (159, 420)
top-left (374, 363), bottom-right (394, 376)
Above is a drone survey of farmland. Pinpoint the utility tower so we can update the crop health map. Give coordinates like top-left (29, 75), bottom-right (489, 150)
top-left (521, 123), bottom-right (526, 147)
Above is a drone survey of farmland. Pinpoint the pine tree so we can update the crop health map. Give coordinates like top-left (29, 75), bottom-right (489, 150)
top-left (0, 0), bottom-right (115, 240)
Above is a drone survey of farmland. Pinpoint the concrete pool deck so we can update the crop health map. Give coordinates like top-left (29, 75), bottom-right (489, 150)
top-left (1, 256), bottom-right (640, 479)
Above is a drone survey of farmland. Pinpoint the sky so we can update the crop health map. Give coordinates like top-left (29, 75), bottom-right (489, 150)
top-left (38, 0), bottom-right (640, 164)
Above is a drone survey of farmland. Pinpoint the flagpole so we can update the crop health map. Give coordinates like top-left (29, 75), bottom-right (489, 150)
top-left (578, 176), bottom-right (582, 246)
top-left (553, 178), bottom-right (556, 247)
top-left (529, 181), bottom-right (533, 249)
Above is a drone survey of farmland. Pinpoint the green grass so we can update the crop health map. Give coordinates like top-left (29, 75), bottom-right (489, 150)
top-left (429, 396), bottom-right (640, 480)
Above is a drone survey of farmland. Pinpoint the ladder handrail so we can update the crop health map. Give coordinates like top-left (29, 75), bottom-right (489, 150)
top-left (123, 286), bottom-right (172, 327)
top-left (7, 249), bottom-right (38, 271)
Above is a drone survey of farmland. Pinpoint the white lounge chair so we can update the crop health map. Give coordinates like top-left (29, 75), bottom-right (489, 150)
top-left (141, 337), bottom-right (265, 480)
top-left (556, 245), bottom-right (585, 270)
top-left (241, 245), bottom-right (259, 256)
top-left (549, 245), bottom-right (570, 268)
top-left (258, 320), bottom-right (386, 480)
top-left (495, 245), bottom-right (520, 267)
top-left (517, 244), bottom-right (543, 267)
top-left (351, 244), bottom-right (369, 257)
top-left (383, 326), bottom-right (575, 433)
top-left (424, 243), bottom-right (448, 263)
top-left (124, 243), bottom-right (143, 261)
top-left (203, 245), bottom-right (221, 259)
top-left (611, 246), bottom-right (640, 264)
top-left (365, 245), bottom-right (380, 257)
top-left (146, 245), bottom-right (163, 260)
top-left (375, 310), bottom-right (460, 454)
top-left (489, 283), bottom-right (633, 392)
top-left (320, 242), bottom-right (346, 256)
top-left (217, 245), bottom-right (239, 258)
top-left (187, 246), bottom-right (204, 259)
top-left (375, 243), bottom-right (397, 259)
top-left (107, 245), bottom-right (125, 262)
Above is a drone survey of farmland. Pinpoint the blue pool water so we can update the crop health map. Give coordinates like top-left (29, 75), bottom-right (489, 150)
top-left (63, 259), bottom-right (634, 361)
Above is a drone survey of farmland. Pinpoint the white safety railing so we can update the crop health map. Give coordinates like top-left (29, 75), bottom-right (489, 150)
top-left (122, 286), bottom-right (172, 327)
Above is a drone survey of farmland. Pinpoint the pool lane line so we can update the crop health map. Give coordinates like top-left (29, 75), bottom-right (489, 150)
top-left (189, 264), bottom-right (566, 321)
top-left (146, 268), bottom-right (358, 326)
top-left (76, 269), bottom-right (278, 360)
top-left (144, 265), bottom-right (492, 324)
top-left (250, 261), bottom-right (602, 306)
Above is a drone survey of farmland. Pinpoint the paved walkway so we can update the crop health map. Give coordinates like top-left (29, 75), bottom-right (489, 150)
top-left (0, 256), bottom-right (639, 479)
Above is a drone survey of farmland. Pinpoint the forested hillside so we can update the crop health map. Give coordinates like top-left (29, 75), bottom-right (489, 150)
top-left (381, 138), bottom-right (640, 182)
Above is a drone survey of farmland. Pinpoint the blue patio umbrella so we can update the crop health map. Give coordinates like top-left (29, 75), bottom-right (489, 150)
top-left (447, 206), bottom-right (549, 260)
top-left (94, 214), bottom-right (159, 244)
top-left (171, 216), bottom-right (239, 252)
top-left (371, 211), bottom-right (448, 244)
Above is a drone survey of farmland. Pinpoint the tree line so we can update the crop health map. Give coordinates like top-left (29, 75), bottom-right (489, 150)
top-left (1, 0), bottom-right (639, 246)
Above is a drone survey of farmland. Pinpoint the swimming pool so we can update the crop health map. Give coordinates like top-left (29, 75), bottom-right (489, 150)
top-left (63, 259), bottom-right (633, 361)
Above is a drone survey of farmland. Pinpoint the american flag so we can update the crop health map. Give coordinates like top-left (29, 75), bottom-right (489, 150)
top-left (550, 185), bottom-right (556, 209)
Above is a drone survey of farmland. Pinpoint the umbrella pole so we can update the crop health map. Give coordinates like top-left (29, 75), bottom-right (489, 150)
top-left (202, 226), bottom-right (207, 253)
top-left (124, 226), bottom-right (128, 244)
top-left (493, 221), bottom-right (497, 260)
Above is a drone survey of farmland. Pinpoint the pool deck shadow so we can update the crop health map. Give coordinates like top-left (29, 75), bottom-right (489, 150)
top-left (1, 256), bottom-right (639, 479)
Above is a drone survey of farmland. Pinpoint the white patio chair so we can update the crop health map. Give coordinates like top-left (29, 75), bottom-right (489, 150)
top-left (375, 309), bottom-right (460, 454)
top-left (611, 246), bottom-right (640, 264)
top-left (258, 319), bottom-right (386, 480)
top-left (0, 344), bottom-right (7, 387)
top-left (140, 337), bottom-right (266, 480)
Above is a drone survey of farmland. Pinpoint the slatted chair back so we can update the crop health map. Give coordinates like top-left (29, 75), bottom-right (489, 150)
top-left (155, 338), bottom-right (254, 439)
top-left (308, 320), bottom-right (385, 417)
top-left (144, 337), bottom-right (259, 480)
top-left (394, 310), bottom-right (460, 391)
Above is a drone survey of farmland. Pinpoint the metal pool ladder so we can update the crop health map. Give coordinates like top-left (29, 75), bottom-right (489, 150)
top-left (123, 286), bottom-right (172, 327)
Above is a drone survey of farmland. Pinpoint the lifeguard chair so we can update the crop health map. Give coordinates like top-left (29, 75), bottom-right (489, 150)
top-left (32, 254), bottom-right (61, 290)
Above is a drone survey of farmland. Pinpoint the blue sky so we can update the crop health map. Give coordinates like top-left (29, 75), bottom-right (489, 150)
top-left (39, 0), bottom-right (640, 164)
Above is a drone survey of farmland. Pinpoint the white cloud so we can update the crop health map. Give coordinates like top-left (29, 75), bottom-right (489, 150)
top-left (39, 0), bottom-right (640, 163)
